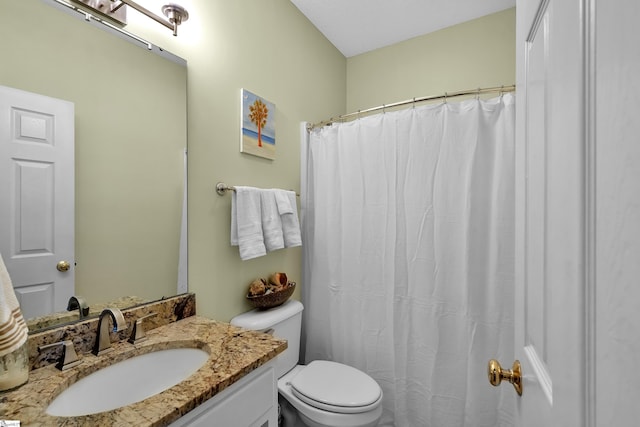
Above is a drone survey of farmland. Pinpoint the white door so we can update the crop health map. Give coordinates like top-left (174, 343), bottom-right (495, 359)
top-left (507, 1), bottom-right (640, 426)
top-left (509, 0), bottom-right (589, 425)
top-left (0, 86), bottom-right (75, 319)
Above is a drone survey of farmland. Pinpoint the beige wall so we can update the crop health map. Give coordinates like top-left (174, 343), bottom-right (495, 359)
top-left (346, 8), bottom-right (515, 112)
top-left (138, 6), bottom-right (514, 323)
top-left (4, 1), bottom-right (514, 323)
top-left (127, 1), bottom-right (347, 321)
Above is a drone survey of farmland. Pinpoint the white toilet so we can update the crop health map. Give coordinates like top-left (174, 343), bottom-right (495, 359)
top-left (231, 300), bottom-right (383, 427)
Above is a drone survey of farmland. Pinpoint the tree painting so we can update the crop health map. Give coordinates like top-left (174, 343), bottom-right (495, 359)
top-left (249, 98), bottom-right (269, 147)
top-left (241, 89), bottom-right (276, 160)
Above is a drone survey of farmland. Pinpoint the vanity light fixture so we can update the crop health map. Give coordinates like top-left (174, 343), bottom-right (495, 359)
top-left (111, 0), bottom-right (189, 36)
top-left (68, 0), bottom-right (189, 36)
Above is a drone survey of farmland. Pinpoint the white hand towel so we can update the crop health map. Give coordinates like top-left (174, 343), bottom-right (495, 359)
top-left (231, 186), bottom-right (267, 260)
top-left (0, 253), bottom-right (28, 357)
top-left (261, 190), bottom-right (285, 252)
top-left (274, 190), bottom-right (294, 215)
top-left (275, 190), bottom-right (302, 248)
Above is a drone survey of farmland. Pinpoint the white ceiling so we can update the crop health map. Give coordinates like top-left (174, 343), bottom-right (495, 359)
top-left (290, 0), bottom-right (516, 58)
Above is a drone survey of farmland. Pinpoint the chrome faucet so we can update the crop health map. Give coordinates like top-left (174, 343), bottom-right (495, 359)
top-left (67, 295), bottom-right (89, 319)
top-left (93, 308), bottom-right (127, 356)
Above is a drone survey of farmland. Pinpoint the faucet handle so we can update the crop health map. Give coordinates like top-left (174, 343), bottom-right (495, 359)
top-left (39, 340), bottom-right (82, 371)
top-left (128, 312), bottom-right (158, 344)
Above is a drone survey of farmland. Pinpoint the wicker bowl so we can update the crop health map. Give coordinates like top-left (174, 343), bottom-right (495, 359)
top-left (246, 282), bottom-right (296, 309)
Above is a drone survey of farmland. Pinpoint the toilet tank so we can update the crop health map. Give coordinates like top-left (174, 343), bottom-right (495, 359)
top-left (230, 299), bottom-right (304, 379)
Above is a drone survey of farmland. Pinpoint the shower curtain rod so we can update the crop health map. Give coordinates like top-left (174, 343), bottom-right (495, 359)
top-left (307, 84), bottom-right (516, 131)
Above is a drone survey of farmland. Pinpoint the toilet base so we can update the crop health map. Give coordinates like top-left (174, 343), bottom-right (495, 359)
top-left (279, 395), bottom-right (304, 427)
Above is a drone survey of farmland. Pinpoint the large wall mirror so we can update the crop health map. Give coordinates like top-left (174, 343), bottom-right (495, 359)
top-left (0, 0), bottom-right (187, 331)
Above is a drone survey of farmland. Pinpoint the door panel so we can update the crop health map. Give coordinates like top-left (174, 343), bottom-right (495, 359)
top-left (14, 160), bottom-right (55, 252)
top-left (0, 85), bottom-right (74, 318)
top-left (522, 0), bottom-right (553, 412)
top-left (524, 4), bottom-right (548, 368)
top-left (515, 0), bottom-right (586, 425)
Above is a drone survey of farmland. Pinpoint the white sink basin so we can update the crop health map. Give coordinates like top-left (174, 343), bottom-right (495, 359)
top-left (46, 347), bottom-right (209, 417)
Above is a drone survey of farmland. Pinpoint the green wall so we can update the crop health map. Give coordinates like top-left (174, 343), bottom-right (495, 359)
top-left (346, 8), bottom-right (515, 112)
top-left (127, 1), bottom-right (347, 321)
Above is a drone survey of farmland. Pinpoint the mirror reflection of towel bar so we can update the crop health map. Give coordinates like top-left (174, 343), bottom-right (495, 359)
top-left (215, 182), bottom-right (299, 197)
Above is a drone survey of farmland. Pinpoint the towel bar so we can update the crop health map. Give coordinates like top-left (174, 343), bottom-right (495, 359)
top-left (216, 182), bottom-right (236, 196)
top-left (216, 182), bottom-right (299, 197)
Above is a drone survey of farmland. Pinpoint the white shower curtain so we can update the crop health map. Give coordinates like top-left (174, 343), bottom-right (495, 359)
top-left (301, 94), bottom-right (516, 427)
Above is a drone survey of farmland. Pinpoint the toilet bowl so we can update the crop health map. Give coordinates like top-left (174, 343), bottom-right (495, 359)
top-left (230, 300), bottom-right (383, 427)
top-left (278, 363), bottom-right (382, 427)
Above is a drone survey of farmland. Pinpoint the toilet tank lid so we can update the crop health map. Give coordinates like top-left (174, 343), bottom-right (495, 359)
top-left (230, 299), bottom-right (303, 331)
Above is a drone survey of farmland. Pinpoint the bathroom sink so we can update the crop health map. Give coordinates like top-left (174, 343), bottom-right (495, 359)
top-left (46, 347), bottom-right (209, 417)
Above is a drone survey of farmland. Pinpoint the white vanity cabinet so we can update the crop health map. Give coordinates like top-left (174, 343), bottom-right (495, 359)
top-left (170, 361), bottom-right (278, 427)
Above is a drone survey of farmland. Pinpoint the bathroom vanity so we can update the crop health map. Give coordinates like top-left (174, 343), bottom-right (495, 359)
top-left (0, 306), bottom-right (286, 426)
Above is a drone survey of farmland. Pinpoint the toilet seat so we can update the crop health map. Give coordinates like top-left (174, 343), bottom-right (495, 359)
top-left (289, 360), bottom-right (382, 414)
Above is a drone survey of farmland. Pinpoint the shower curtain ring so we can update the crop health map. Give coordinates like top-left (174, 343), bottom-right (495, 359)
top-left (412, 97), bottom-right (416, 109)
top-left (476, 88), bottom-right (481, 100)
top-left (444, 92), bottom-right (448, 104)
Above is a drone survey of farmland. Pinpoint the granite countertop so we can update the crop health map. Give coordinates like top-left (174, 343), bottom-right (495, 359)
top-left (0, 316), bottom-right (287, 426)
top-left (27, 296), bottom-right (149, 332)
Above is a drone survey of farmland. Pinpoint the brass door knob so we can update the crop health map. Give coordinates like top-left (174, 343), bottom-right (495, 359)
top-left (57, 260), bottom-right (71, 272)
top-left (488, 359), bottom-right (522, 396)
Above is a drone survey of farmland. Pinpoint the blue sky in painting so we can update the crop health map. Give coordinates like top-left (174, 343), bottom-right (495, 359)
top-left (241, 89), bottom-right (276, 139)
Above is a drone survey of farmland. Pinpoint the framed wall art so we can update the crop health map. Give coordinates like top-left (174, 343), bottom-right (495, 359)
top-left (240, 88), bottom-right (276, 160)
